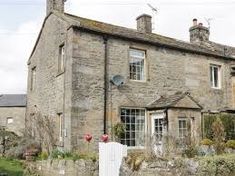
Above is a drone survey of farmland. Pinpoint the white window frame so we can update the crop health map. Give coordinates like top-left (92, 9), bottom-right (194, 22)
top-left (7, 117), bottom-right (13, 124)
top-left (59, 113), bottom-right (64, 142)
top-left (58, 44), bottom-right (65, 73)
top-left (178, 117), bottom-right (188, 139)
top-left (120, 107), bottom-right (146, 149)
top-left (210, 64), bottom-right (221, 89)
top-left (129, 49), bottom-right (146, 81)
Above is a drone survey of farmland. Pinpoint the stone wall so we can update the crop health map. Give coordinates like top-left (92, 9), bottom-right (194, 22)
top-left (70, 28), bottom-right (233, 149)
top-left (32, 159), bottom-right (98, 176)
top-left (26, 13), bottom-right (73, 150)
top-left (0, 107), bottom-right (25, 136)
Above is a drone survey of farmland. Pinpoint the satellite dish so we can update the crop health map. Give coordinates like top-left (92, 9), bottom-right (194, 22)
top-left (110, 75), bottom-right (125, 86)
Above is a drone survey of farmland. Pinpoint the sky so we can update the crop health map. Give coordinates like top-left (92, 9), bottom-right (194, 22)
top-left (0, 0), bottom-right (235, 94)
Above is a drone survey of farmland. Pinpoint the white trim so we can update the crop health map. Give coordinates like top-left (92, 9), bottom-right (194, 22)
top-left (210, 64), bottom-right (221, 89)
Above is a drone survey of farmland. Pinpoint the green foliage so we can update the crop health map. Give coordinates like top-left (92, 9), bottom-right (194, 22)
top-left (203, 114), bottom-right (235, 140)
top-left (200, 138), bottom-right (214, 146)
top-left (0, 157), bottom-right (24, 176)
top-left (197, 154), bottom-right (235, 176)
top-left (38, 151), bottom-right (48, 160)
top-left (50, 149), bottom-right (98, 162)
top-left (112, 122), bottom-right (125, 139)
top-left (226, 140), bottom-right (235, 149)
top-left (212, 117), bottom-right (226, 154)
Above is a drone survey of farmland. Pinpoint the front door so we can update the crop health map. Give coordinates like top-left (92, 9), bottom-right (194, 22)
top-left (151, 112), bottom-right (165, 153)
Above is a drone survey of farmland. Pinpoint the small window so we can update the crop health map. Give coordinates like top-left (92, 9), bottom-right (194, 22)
top-left (7, 117), bottom-right (13, 124)
top-left (58, 113), bottom-right (64, 142)
top-left (120, 108), bottom-right (145, 147)
top-left (31, 67), bottom-right (36, 91)
top-left (210, 64), bottom-right (221, 89)
top-left (58, 45), bottom-right (65, 73)
top-left (178, 118), bottom-right (188, 139)
top-left (129, 49), bottom-right (145, 81)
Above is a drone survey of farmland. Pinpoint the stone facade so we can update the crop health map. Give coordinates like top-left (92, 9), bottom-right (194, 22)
top-left (26, 0), bottom-right (235, 151)
top-left (0, 107), bottom-right (25, 136)
top-left (0, 94), bottom-right (26, 136)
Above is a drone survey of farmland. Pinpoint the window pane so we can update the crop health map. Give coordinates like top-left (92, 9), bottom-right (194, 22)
top-left (120, 108), bottom-right (145, 147)
top-left (129, 49), bottom-right (145, 81)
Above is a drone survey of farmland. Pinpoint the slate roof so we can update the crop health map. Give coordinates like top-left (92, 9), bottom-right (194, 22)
top-left (62, 13), bottom-right (235, 59)
top-left (147, 92), bottom-right (202, 109)
top-left (0, 94), bottom-right (26, 107)
top-left (29, 12), bottom-right (235, 61)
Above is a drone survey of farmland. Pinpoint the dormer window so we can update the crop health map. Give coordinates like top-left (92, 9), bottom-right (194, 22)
top-left (210, 64), bottom-right (221, 89)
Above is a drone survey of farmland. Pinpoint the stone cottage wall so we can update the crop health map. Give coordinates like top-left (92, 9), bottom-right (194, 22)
top-left (0, 107), bottom-right (25, 135)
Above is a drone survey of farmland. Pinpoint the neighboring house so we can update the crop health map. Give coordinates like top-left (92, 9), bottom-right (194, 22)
top-left (26, 0), bottom-right (235, 151)
top-left (0, 94), bottom-right (26, 136)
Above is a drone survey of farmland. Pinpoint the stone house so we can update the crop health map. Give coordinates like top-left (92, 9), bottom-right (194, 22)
top-left (0, 94), bottom-right (26, 136)
top-left (26, 0), bottom-right (235, 151)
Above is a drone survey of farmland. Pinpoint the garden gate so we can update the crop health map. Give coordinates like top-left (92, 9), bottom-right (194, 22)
top-left (99, 142), bottom-right (127, 176)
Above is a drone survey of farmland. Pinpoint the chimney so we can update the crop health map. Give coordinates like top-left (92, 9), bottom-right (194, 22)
top-left (189, 18), bottom-right (210, 43)
top-left (46, 0), bottom-right (66, 15)
top-left (136, 14), bottom-right (152, 33)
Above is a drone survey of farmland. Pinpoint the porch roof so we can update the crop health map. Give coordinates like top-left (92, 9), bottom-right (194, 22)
top-left (147, 92), bottom-right (202, 110)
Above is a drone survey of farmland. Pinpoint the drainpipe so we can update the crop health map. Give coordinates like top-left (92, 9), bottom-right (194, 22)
top-left (103, 36), bottom-right (108, 134)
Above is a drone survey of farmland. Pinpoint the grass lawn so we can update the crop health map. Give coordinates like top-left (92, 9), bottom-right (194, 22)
top-left (0, 157), bottom-right (24, 176)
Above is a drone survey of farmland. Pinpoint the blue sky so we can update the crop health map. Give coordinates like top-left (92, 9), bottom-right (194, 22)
top-left (0, 0), bottom-right (235, 94)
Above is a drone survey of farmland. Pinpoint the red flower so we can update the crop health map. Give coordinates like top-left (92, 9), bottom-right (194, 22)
top-left (101, 134), bottom-right (109, 143)
top-left (84, 134), bottom-right (92, 142)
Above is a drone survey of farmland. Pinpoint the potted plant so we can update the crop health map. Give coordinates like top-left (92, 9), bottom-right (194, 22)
top-left (111, 122), bottom-right (125, 142)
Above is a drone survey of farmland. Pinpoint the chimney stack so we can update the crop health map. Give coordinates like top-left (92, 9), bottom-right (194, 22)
top-left (46, 0), bottom-right (66, 16)
top-left (189, 18), bottom-right (210, 43)
top-left (136, 14), bottom-right (152, 33)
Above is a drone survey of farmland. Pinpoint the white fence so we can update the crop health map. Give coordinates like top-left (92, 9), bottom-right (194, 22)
top-left (99, 142), bottom-right (127, 176)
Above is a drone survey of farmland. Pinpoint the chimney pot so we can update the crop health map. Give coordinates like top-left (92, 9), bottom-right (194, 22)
top-left (199, 23), bottom-right (203, 26)
top-left (193, 18), bottom-right (198, 26)
top-left (136, 14), bottom-right (152, 33)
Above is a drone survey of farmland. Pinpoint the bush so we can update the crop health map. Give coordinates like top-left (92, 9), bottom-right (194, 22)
top-left (197, 154), bottom-right (235, 176)
top-left (39, 151), bottom-right (48, 160)
top-left (200, 138), bottom-right (214, 146)
top-left (203, 114), bottom-right (235, 140)
top-left (226, 140), bottom-right (235, 149)
top-left (212, 117), bottom-right (226, 154)
top-left (5, 137), bottom-right (40, 159)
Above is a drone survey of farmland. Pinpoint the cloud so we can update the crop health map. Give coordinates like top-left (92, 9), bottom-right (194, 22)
top-left (0, 20), bottom-right (41, 94)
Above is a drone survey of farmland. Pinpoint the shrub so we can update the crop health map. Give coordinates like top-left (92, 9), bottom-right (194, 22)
top-left (200, 138), bottom-right (214, 146)
top-left (197, 154), bottom-right (235, 176)
top-left (126, 152), bottom-right (145, 171)
top-left (226, 140), bottom-right (235, 149)
top-left (111, 122), bottom-right (125, 141)
top-left (5, 137), bottom-right (40, 159)
top-left (203, 114), bottom-right (235, 140)
top-left (39, 151), bottom-right (48, 160)
top-left (212, 117), bottom-right (226, 154)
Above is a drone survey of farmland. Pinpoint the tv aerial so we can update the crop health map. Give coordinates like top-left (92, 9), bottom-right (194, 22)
top-left (205, 18), bottom-right (213, 30)
top-left (147, 3), bottom-right (158, 31)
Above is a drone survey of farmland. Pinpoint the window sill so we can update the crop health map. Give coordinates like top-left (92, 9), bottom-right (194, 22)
top-left (211, 87), bottom-right (221, 90)
top-left (129, 79), bottom-right (147, 83)
top-left (127, 146), bottom-right (145, 150)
